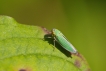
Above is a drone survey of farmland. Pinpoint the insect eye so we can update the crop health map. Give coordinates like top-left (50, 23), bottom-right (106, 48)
top-left (52, 33), bottom-right (55, 37)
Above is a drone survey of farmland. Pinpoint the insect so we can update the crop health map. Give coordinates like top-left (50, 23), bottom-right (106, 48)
top-left (51, 28), bottom-right (77, 53)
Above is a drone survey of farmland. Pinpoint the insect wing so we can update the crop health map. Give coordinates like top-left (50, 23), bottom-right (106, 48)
top-left (55, 33), bottom-right (77, 53)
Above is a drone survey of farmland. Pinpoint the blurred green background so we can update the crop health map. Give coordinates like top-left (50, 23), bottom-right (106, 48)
top-left (0, 0), bottom-right (106, 71)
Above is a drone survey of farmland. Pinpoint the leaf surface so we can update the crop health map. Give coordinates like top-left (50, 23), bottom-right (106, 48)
top-left (0, 16), bottom-right (91, 71)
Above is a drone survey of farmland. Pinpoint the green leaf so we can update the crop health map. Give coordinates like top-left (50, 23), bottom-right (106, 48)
top-left (0, 16), bottom-right (91, 71)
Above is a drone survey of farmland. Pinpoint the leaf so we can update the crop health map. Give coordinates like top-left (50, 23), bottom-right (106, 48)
top-left (0, 16), bottom-right (91, 71)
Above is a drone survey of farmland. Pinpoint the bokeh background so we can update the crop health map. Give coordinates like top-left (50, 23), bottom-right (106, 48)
top-left (0, 0), bottom-right (106, 71)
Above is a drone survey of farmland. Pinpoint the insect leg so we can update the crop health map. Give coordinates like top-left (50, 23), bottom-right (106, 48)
top-left (53, 37), bottom-right (57, 51)
top-left (47, 36), bottom-right (52, 38)
top-left (53, 39), bottom-right (56, 47)
top-left (53, 39), bottom-right (55, 51)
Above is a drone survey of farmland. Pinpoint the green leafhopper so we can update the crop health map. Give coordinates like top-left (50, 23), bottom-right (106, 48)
top-left (51, 29), bottom-right (77, 53)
